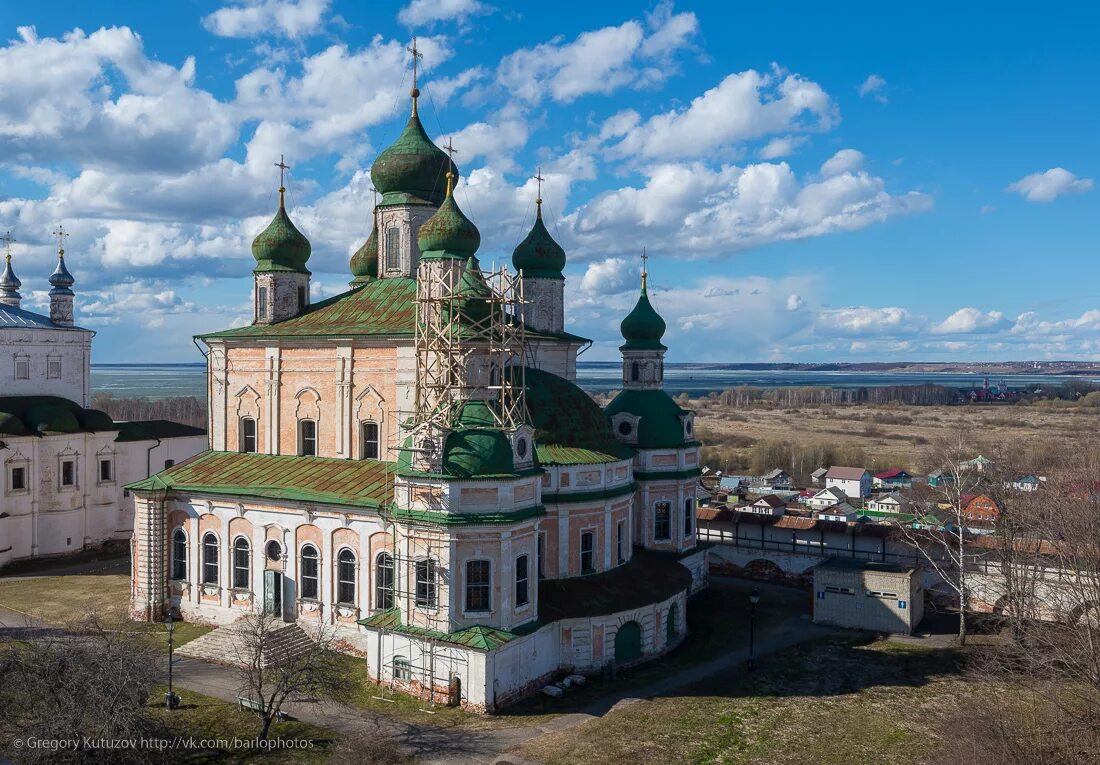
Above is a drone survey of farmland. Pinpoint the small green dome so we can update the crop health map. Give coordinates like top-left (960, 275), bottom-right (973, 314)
top-left (417, 188), bottom-right (481, 258)
top-left (620, 284), bottom-right (667, 351)
top-left (349, 226), bottom-right (378, 285)
top-left (252, 192), bottom-right (311, 274)
top-left (370, 100), bottom-right (457, 207)
top-left (454, 257), bottom-right (492, 325)
top-left (441, 400), bottom-right (514, 477)
top-left (512, 206), bottom-right (565, 279)
top-left (78, 408), bottom-right (115, 431)
top-left (604, 389), bottom-right (693, 449)
top-left (26, 404), bottom-right (80, 434)
top-left (0, 412), bottom-right (26, 435)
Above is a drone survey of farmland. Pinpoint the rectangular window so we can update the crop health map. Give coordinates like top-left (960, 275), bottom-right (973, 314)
top-left (580, 531), bottom-right (595, 574)
top-left (257, 286), bottom-right (268, 319)
top-left (515, 554), bottom-right (530, 607)
top-left (99, 459), bottom-right (113, 482)
top-left (825, 585), bottom-right (855, 595)
top-left (164, 459), bottom-right (175, 470)
top-left (684, 498), bottom-right (694, 536)
top-left (360, 421), bottom-right (380, 460)
top-left (46, 357), bottom-right (61, 379)
top-left (393, 656), bottom-right (411, 681)
top-left (415, 559), bottom-right (437, 609)
top-left (299, 420), bottom-right (317, 456)
top-left (240, 418), bottom-right (257, 453)
top-left (654, 501), bottom-right (671, 541)
top-left (14, 357), bottom-right (29, 379)
top-left (617, 521), bottom-right (625, 564)
top-left (537, 533), bottom-right (546, 579)
top-left (297, 285), bottom-right (306, 309)
top-left (385, 227), bottom-right (401, 271)
top-left (465, 560), bottom-right (491, 613)
top-left (10, 466), bottom-right (27, 492)
top-left (60, 459), bottom-right (75, 488)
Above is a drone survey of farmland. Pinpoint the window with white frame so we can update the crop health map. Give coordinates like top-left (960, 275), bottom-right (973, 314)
top-left (233, 538), bottom-right (250, 589)
top-left (415, 559), bottom-right (437, 608)
top-left (239, 417), bottom-right (257, 453)
top-left (46, 357), bottom-right (61, 379)
top-left (465, 560), bottom-right (491, 613)
top-left (171, 529), bottom-right (187, 580)
top-left (580, 530), bottom-right (595, 574)
top-left (393, 655), bottom-right (411, 681)
top-left (14, 356), bottom-right (29, 380)
top-left (360, 421), bottom-right (379, 460)
top-left (300, 544), bottom-right (319, 600)
top-left (654, 501), bottom-right (671, 541)
top-left (375, 552), bottom-right (394, 610)
top-left (515, 554), bottom-right (530, 607)
top-left (202, 533), bottom-right (218, 585)
top-left (337, 549), bottom-right (356, 605)
top-left (8, 463), bottom-right (28, 493)
top-left (299, 419), bottom-right (317, 456)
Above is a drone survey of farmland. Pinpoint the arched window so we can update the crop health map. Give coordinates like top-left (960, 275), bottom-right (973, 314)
top-left (171, 528), bottom-right (187, 581)
top-left (239, 418), bottom-right (257, 453)
top-left (360, 421), bottom-right (379, 460)
top-left (202, 532), bottom-right (218, 585)
top-left (515, 554), bottom-right (530, 607)
top-left (385, 227), bottom-right (401, 272)
top-left (299, 420), bottom-right (317, 456)
top-left (393, 655), bottom-right (411, 681)
top-left (465, 560), bottom-right (491, 613)
top-left (337, 549), bottom-right (356, 605)
top-left (233, 537), bottom-right (250, 589)
top-left (375, 552), bottom-right (394, 610)
top-left (300, 544), bottom-right (319, 600)
top-left (630, 362), bottom-right (640, 382)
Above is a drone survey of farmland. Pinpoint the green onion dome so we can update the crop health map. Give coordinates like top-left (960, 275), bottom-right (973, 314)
top-left (620, 279), bottom-right (667, 351)
top-left (0, 411), bottom-right (26, 436)
top-left (252, 190), bottom-right (311, 274)
top-left (512, 204), bottom-right (565, 279)
top-left (370, 98), bottom-right (458, 207)
top-left (25, 404), bottom-right (80, 434)
top-left (455, 257), bottom-right (492, 325)
top-left (441, 400), bottom-right (515, 477)
top-left (349, 225), bottom-right (378, 285)
top-left (417, 180), bottom-right (481, 258)
top-left (78, 408), bottom-right (115, 431)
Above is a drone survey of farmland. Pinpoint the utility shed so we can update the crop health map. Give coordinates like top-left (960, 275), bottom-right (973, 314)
top-left (813, 557), bottom-right (924, 635)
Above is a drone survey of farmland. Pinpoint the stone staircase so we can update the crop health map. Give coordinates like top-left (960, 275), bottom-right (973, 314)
top-left (176, 620), bottom-right (316, 668)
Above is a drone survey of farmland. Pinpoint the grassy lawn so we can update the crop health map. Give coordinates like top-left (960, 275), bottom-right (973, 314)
top-left (148, 686), bottom-right (337, 764)
top-left (0, 573), bottom-right (211, 651)
top-left (516, 636), bottom-right (982, 765)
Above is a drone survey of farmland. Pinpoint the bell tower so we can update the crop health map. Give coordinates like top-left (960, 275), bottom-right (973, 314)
top-left (251, 156), bottom-right (312, 325)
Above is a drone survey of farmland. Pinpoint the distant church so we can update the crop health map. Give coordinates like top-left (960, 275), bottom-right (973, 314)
top-left (129, 58), bottom-right (707, 710)
top-left (0, 231), bottom-right (206, 568)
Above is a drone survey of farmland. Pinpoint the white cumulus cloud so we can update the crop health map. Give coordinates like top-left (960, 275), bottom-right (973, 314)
top-left (398, 0), bottom-right (490, 27)
top-left (1007, 167), bottom-right (1094, 203)
top-left (202, 0), bottom-right (331, 39)
top-left (932, 307), bottom-right (1009, 335)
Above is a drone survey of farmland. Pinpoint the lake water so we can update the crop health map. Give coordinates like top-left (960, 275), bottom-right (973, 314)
top-left (90, 362), bottom-right (1094, 400)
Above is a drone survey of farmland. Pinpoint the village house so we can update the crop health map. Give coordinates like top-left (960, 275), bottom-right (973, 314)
top-left (813, 502), bottom-right (859, 523)
top-left (1009, 474), bottom-right (1042, 492)
top-left (758, 468), bottom-right (792, 489)
top-left (872, 468), bottom-right (912, 490)
top-left (865, 493), bottom-right (910, 514)
top-left (806, 486), bottom-right (848, 510)
top-left (128, 76), bottom-right (709, 712)
top-left (963, 494), bottom-right (1001, 525)
top-left (0, 238), bottom-right (205, 568)
top-left (810, 467), bottom-right (828, 485)
top-left (825, 466), bottom-right (871, 499)
top-left (734, 494), bottom-right (786, 517)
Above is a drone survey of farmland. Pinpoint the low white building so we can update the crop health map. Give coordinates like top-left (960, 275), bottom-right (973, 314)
top-left (813, 557), bottom-right (924, 635)
top-left (865, 493), bottom-right (909, 514)
top-left (814, 502), bottom-right (859, 523)
top-left (0, 246), bottom-right (206, 568)
top-left (806, 486), bottom-right (848, 510)
top-left (734, 494), bottom-right (786, 517)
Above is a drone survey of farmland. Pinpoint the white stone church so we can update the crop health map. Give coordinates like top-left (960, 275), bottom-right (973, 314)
top-left (129, 81), bottom-right (708, 711)
top-left (0, 237), bottom-right (206, 569)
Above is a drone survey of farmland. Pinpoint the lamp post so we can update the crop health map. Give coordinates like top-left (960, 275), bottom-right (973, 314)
top-left (748, 589), bottom-right (760, 672)
top-left (165, 614), bottom-right (180, 710)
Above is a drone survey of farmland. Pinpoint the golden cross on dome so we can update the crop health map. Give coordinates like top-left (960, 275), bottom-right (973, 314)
top-left (52, 224), bottom-right (69, 256)
top-left (1, 230), bottom-right (15, 260)
top-left (641, 248), bottom-right (648, 290)
top-left (534, 166), bottom-right (544, 207)
top-left (408, 36), bottom-right (423, 94)
top-left (442, 137), bottom-right (458, 195)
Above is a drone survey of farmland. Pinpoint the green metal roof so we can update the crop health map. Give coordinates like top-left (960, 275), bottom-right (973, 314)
top-left (357, 608), bottom-right (518, 650)
top-left (389, 504), bottom-right (545, 525)
top-left (604, 388), bottom-right (695, 449)
top-left (115, 420), bottom-right (207, 442)
top-left (0, 396), bottom-right (117, 436)
top-left (513, 366), bottom-right (634, 465)
top-left (199, 278), bottom-right (417, 341)
top-left (126, 450), bottom-right (394, 509)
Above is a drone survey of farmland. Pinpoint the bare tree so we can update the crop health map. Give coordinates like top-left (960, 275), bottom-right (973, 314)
top-left (233, 610), bottom-right (354, 741)
top-left (893, 432), bottom-right (991, 644)
top-left (0, 615), bottom-right (163, 764)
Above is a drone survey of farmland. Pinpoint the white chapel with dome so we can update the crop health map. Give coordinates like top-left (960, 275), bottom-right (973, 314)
top-left (129, 69), bottom-right (708, 711)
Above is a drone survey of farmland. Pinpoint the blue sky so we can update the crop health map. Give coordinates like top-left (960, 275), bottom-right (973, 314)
top-left (1, 0), bottom-right (1097, 363)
